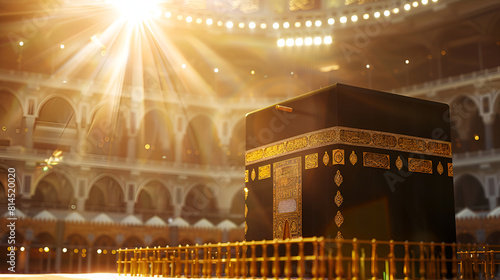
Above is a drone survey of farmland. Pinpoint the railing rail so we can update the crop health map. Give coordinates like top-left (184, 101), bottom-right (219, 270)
top-left (116, 237), bottom-right (500, 279)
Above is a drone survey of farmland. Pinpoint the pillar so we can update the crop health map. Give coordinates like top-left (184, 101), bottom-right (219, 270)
top-left (24, 115), bottom-right (36, 148)
top-left (127, 136), bottom-right (136, 162)
top-left (483, 115), bottom-right (494, 150)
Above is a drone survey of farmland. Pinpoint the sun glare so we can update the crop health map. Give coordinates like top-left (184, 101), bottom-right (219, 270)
top-left (111, 0), bottom-right (159, 23)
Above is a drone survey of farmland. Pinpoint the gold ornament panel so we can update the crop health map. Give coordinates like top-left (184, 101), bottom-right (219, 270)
top-left (349, 151), bottom-right (358, 165)
top-left (332, 149), bottom-right (345, 165)
top-left (305, 153), bottom-right (318, 169)
top-left (334, 170), bottom-right (343, 187)
top-left (363, 152), bottom-right (390, 169)
top-left (246, 126), bottom-right (451, 165)
top-left (408, 158), bottom-right (433, 174)
top-left (323, 151), bottom-right (330, 166)
top-left (396, 156), bottom-right (403, 170)
top-left (258, 164), bottom-right (271, 180)
top-left (273, 157), bottom-right (302, 240)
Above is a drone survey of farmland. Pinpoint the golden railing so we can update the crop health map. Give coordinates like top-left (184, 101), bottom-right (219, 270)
top-left (116, 237), bottom-right (500, 279)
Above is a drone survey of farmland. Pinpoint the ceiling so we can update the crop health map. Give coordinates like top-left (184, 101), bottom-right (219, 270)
top-left (1, 0), bottom-right (499, 99)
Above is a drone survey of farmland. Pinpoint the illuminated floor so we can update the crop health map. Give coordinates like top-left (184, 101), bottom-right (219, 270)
top-left (0, 274), bottom-right (133, 280)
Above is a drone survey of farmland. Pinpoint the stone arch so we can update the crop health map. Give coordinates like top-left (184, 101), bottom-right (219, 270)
top-left (87, 173), bottom-right (125, 198)
top-left (182, 114), bottom-right (224, 165)
top-left (65, 233), bottom-right (88, 247)
top-left (448, 95), bottom-right (484, 153)
top-left (0, 89), bottom-right (25, 146)
top-left (486, 231), bottom-right (500, 245)
top-left (32, 171), bottom-right (75, 210)
top-left (94, 235), bottom-right (116, 248)
top-left (34, 96), bottom-right (78, 150)
top-left (86, 175), bottom-right (126, 213)
top-left (456, 232), bottom-right (477, 244)
top-left (151, 237), bottom-right (169, 247)
top-left (134, 179), bottom-right (174, 220)
top-left (182, 183), bottom-right (219, 223)
top-left (178, 238), bottom-right (194, 246)
top-left (84, 104), bottom-right (128, 157)
top-left (36, 94), bottom-right (78, 120)
top-left (121, 236), bottom-right (144, 249)
top-left (93, 234), bottom-right (117, 272)
top-left (136, 108), bottom-right (175, 161)
top-left (30, 232), bottom-right (56, 273)
top-left (0, 87), bottom-right (26, 114)
top-left (60, 234), bottom-right (88, 273)
top-left (454, 174), bottom-right (488, 212)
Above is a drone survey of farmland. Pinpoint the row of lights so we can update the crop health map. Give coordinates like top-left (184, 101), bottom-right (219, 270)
top-left (160, 0), bottom-right (438, 31)
top-left (10, 246), bottom-right (116, 255)
top-left (277, 36), bottom-right (332, 47)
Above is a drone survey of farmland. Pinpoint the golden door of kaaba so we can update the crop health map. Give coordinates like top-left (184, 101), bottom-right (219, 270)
top-left (244, 83), bottom-right (456, 243)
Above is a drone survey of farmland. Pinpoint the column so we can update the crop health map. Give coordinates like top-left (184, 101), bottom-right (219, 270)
top-left (24, 115), bottom-right (36, 149)
top-left (76, 178), bottom-right (88, 211)
top-left (174, 115), bottom-right (187, 163)
top-left (173, 185), bottom-right (184, 218)
top-left (127, 136), bottom-right (136, 162)
top-left (126, 182), bottom-right (137, 215)
top-left (483, 114), bottom-right (494, 150)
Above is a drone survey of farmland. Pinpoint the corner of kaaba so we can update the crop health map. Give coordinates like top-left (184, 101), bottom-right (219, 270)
top-left (245, 83), bottom-right (456, 244)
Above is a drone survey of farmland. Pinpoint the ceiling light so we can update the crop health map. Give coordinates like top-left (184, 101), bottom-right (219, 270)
top-left (314, 36), bottom-right (322, 45)
top-left (340, 16), bottom-right (347, 23)
top-left (328, 18), bottom-right (335, 25)
top-left (324, 36), bottom-right (332, 44)
top-left (315, 20), bottom-right (322, 27)
top-left (277, 39), bottom-right (285, 47)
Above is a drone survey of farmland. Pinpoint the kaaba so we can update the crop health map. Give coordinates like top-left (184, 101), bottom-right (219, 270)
top-left (244, 83), bottom-right (456, 243)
